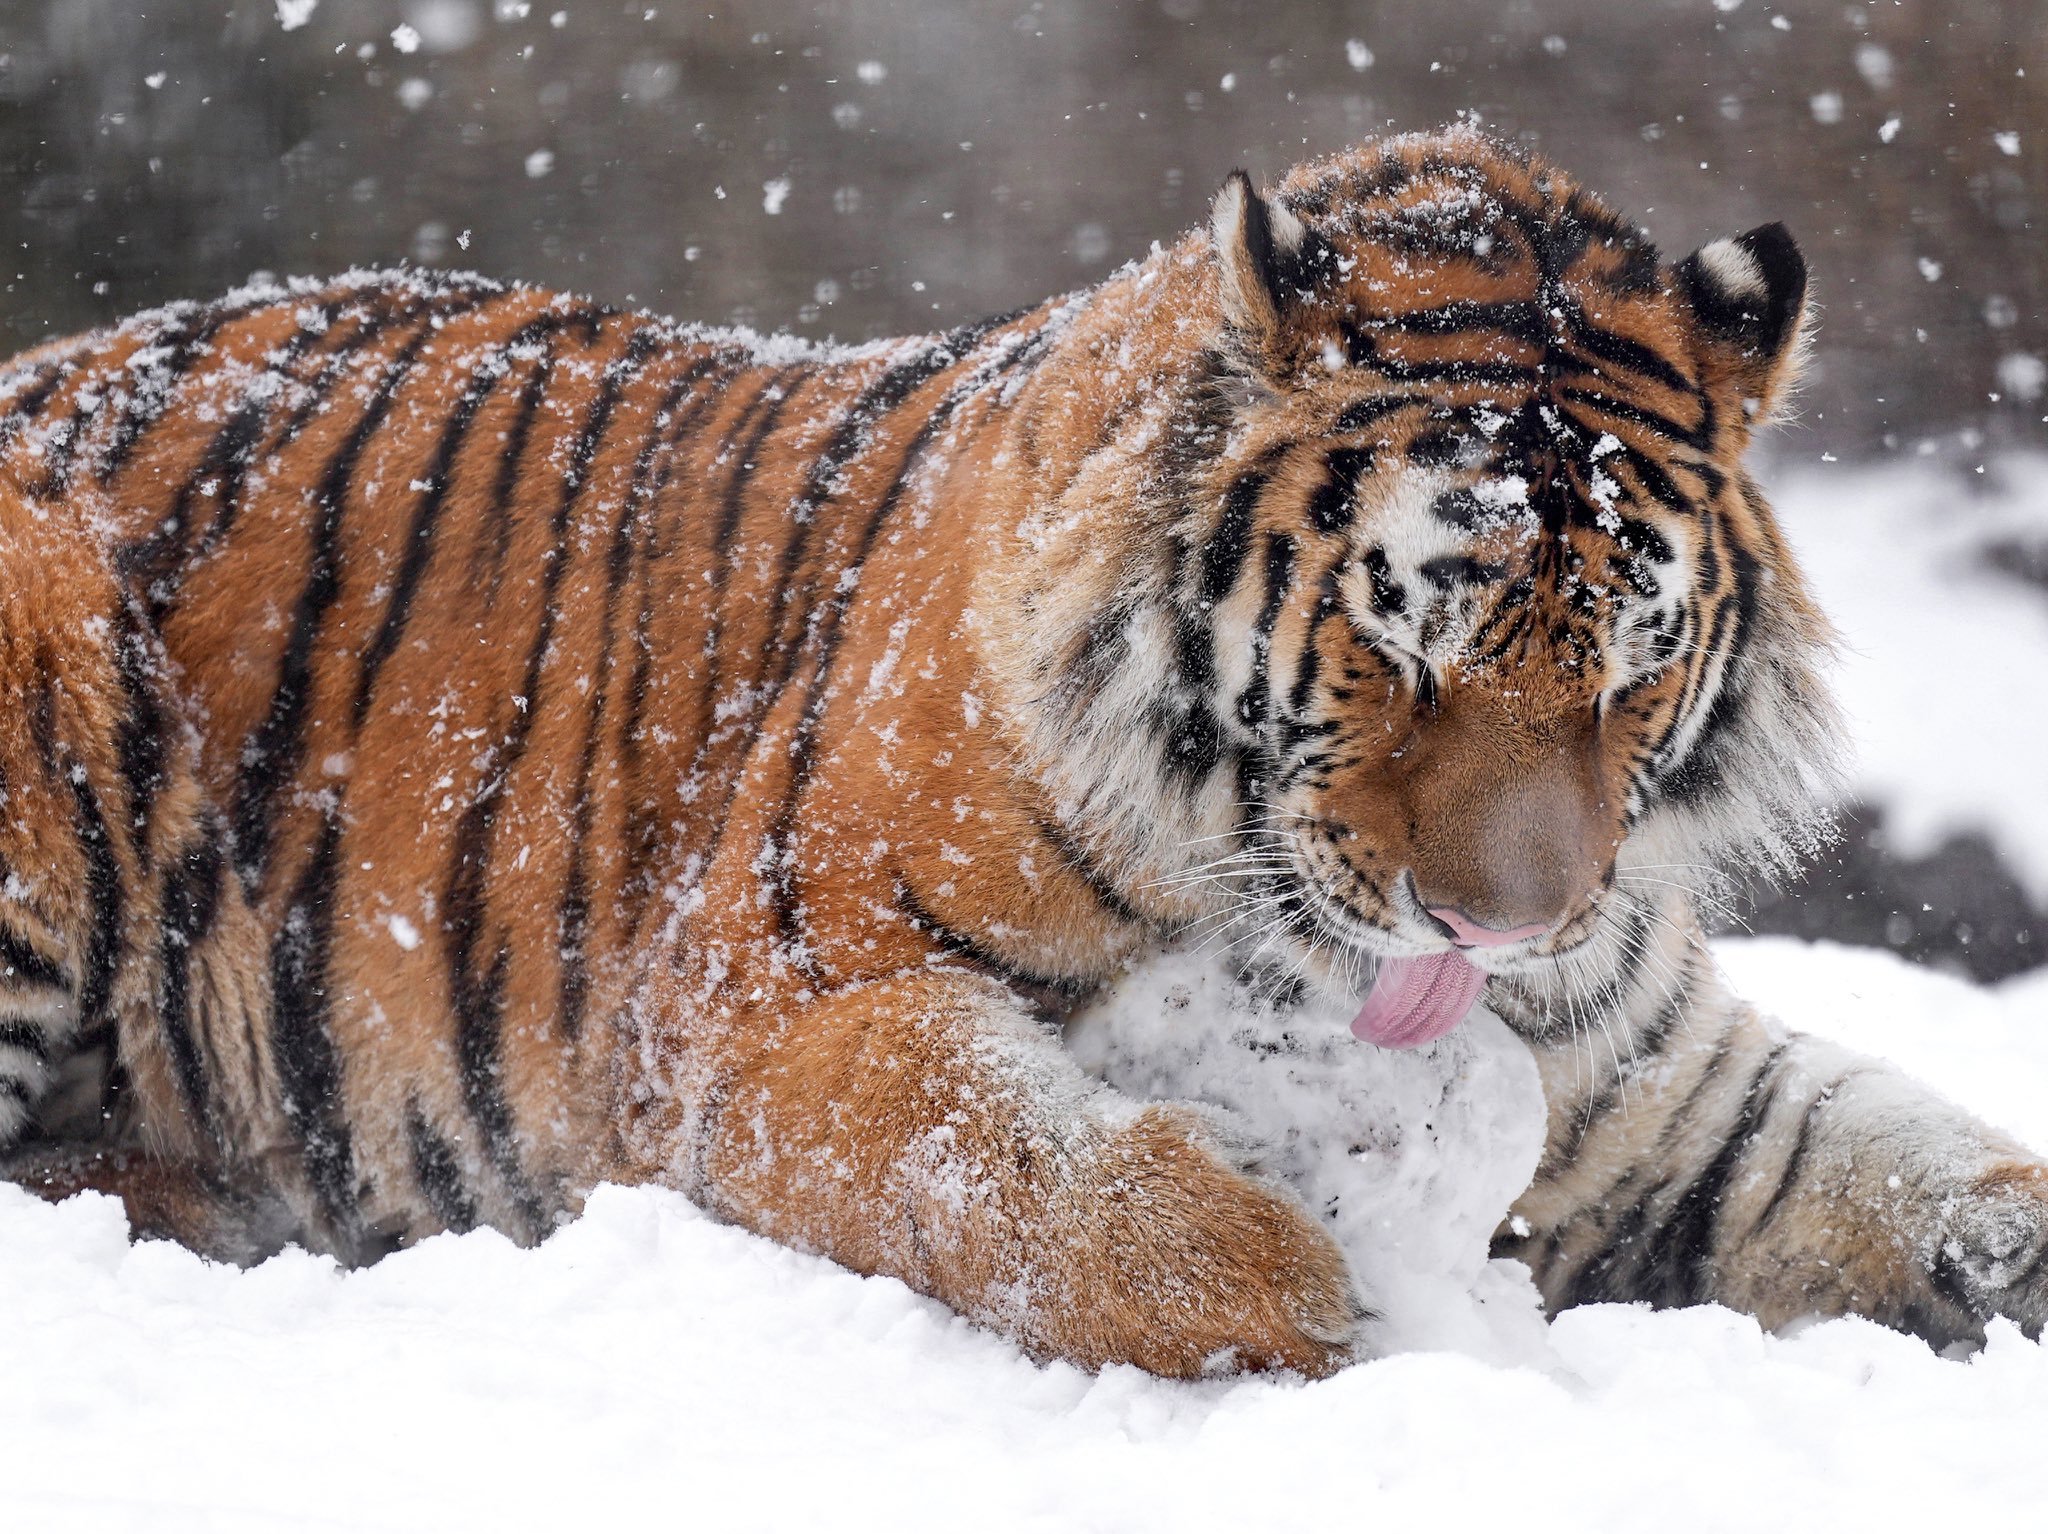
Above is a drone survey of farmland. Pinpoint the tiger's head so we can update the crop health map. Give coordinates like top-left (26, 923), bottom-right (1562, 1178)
top-left (1040, 129), bottom-right (1846, 1035)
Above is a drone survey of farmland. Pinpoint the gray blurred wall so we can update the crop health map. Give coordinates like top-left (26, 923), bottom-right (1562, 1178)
top-left (1, 0), bottom-right (2043, 462)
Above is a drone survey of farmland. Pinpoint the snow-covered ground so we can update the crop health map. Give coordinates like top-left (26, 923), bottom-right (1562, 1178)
top-left (3, 462), bottom-right (2046, 1531)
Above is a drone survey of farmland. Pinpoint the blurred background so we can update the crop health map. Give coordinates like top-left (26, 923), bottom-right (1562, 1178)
top-left (0, 0), bottom-right (2043, 976)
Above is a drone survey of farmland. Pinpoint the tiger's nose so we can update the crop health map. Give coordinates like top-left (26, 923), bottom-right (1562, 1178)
top-left (1427, 906), bottom-right (1552, 949)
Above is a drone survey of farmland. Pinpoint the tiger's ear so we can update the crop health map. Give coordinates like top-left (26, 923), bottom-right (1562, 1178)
top-left (1210, 170), bottom-right (1314, 363)
top-left (1675, 223), bottom-right (1809, 424)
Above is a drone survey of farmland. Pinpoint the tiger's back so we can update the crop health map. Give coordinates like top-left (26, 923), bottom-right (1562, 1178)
top-left (0, 271), bottom-right (1056, 1253)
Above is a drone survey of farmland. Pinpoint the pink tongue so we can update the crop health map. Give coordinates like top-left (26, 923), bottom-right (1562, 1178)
top-left (1350, 950), bottom-right (1488, 1049)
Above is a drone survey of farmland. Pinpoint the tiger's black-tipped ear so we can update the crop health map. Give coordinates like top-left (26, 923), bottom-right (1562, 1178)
top-left (1210, 169), bottom-right (1313, 358)
top-left (1675, 222), bottom-right (1810, 423)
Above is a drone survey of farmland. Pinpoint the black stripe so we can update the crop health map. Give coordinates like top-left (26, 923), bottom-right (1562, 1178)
top-left (703, 314), bottom-right (1063, 978)
top-left (1029, 813), bottom-right (1144, 926)
top-left (11, 298), bottom-right (214, 493)
top-left (67, 762), bottom-right (124, 1028)
top-left (1551, 1185), bottom-right (1656, 1308)
top-left (1361, 545), bottom-right (1408, 616)
top-left (95, 298), bottom-right (263, 485)
top-left (557, 354), bottom-right (716, 1040)
top-left (1235, 532), bottom-right (1296, 730)
top-left (1307, 447), bottom-right (1371, 535)
top-left (1687, 456), bottom-right (1728, 502)
top-left (1605, 438), bottom-right (1692, 516)
top-left (1742, 1075), bottom-right (1852, 1242)
top-left (1631, 1042), bottom-right (1791, 1304)
top-left (1558, 386), bottom-right (1710, 452)
top-left (407, 1108), bottom-right (480, 1234)
top-left (120, 395), bottom-right (266, 625)
top-left (350, 312), bottom-right (580, 728)
top-left (1610, 513), bottom-right (1674, 567)
top-left (0, 358), bottom-right (72, 451)
top-left (1549, 1080), bottom-right (1623, 1181)
top-left (1380, 298), bottom-right (1547, 342)
top-left (894, 876), bottom-right (1089, 1001)
top-left (1286, 571), bottom-right (1339, 719)
top-left (1159, 464), bottom-right (1271, 790)
top-left (1559, 308), bottom-right (1697, 397)
top-left (0, 1021), bottom-right (51, 1060)
top-left (156, 831), bottom-right (226, 1141)
top-left (1342, 325), bottom-right (1539, 387)
top-left (1651, 1029), bottom-right (1737, 1160)
top-left (1658, 599), bottom-right (1743, 803)
top-left (684, 369), bottom-right (813, 758)
top-left (109, 607), bottom-right (169, 871)
top-left (444, 322), bottom-right (660, 1228)
top-left (475, 312), bottom-right (606, 599)
top-left (268, 812), bottom-right (357, 1236)
top-left (276, 285), bottom-right (486, 449)
top-left (26, 388), bottom-right (102, 500)
top-left (1628, 968), bottom-right (1691, 1064)
top-left (1419, 554), bottom-right (1506, 590)
top-left (230, 292), bottom-right (489, 891)
top-left (1332, 393), bottom-right (1428, 436)
top-left (0, 928), bottom-right (67, 991)
top-left (761, 312), bottom-right (1026, 674)
top-left (1198, 470), bottom-right (1265, 608)
top-left (113, 300), bottom-right (348, 615)
top-left (618, 362), bottom-right (738, 939)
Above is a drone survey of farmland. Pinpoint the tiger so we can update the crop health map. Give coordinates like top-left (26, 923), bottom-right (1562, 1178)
top-left (2, 125), bottom-right (2045, 1379)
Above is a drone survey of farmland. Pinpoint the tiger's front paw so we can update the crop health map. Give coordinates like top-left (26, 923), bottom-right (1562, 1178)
top-left (1941, 1161), bottom-right (2048, 1336)
top-left (1026, 1103), bottom-right (1368, 1379)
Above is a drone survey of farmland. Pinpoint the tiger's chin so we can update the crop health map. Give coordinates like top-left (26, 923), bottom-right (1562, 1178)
top-left (1215, 867), bottom-right (1662, 1054)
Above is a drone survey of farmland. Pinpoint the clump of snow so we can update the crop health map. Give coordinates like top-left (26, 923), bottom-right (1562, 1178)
top-left (1996, 352), bottom-right (2045, 403)
top-left (1064, 950), bottom-right (1551, 1362)
top-left (273, 0), bottom-right (317, 30)
top-left (1855, 43), bottom-right (1895, 91)
top-left (5, 940), bottom-right (2048, 1529)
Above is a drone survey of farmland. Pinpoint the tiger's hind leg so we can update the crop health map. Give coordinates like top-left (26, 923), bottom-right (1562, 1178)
top-left (0, 485), bottom-right (151, 1144)
top-left (0, 479), bottom-right (273, 1175)
top-left (1, 1143), bottom-right (296, 1265)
